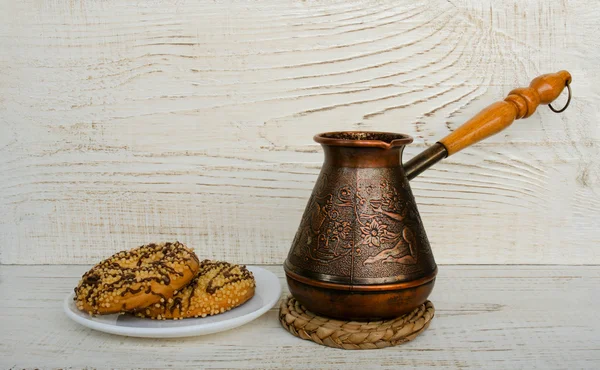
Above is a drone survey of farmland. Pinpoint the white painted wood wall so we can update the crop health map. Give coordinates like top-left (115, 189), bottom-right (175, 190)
top-left (1, 0), bottom-right (598, 265)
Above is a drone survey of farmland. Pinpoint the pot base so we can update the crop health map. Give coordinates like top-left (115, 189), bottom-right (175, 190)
top-left (285, 274), bottom-right (436, 320)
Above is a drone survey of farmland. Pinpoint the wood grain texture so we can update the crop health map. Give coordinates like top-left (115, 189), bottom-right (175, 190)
top-left (0, 265), bottom-right (599, 369)
top-left (0, 0), bottom-right (598, 264)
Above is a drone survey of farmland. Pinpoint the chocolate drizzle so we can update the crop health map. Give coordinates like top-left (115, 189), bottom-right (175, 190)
top-left (205, 262), bottom-right (253, 294)
top-left (121, 286), bottom-right (144, 296)
top-left (84, 274), bottom-right (100, 284)
top-left (74, 241), bottom-right (199, 314)
top-left (139, 260), bottom-right (256, 319)
top-left (170, 297), bottom-right (183, 314)
top-left (149, 291), bottom-right (167, 300)
top-left (185, 276), bottom-right (199, 310)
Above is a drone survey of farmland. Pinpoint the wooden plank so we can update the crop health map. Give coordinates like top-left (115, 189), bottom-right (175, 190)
top-left (0, 264), bottom-right (598, 369)
top-left (0, 0), bottom-right (598, 264)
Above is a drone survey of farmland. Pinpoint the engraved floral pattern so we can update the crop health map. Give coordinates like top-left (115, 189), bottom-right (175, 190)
top-left (332, 221), bottom-right (352, 239)
top-left (380, 181), bottom-right (405, 212)
top-left (298, 172), bottom-right (424, 266)
top-left (360, 219), bottom-right (387, 247)
top-left (338, 186), bottom-right (353, 205)
top-left (297, 174), bottom-right (355, 263)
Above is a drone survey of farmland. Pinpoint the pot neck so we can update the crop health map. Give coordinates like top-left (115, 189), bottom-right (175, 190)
top-left (322, 145), bottom-right (405, 168)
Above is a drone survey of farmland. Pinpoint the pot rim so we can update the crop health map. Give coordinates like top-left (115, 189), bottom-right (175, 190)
top-left (314, 131), bottom-right (414, 149)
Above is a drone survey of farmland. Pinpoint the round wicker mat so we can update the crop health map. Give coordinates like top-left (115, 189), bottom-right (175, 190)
top-left (279, 296), bottom-right (434, 350)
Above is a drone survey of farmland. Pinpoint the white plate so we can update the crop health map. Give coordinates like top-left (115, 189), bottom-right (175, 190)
top-left (64, 266), bottom-right (281, 338)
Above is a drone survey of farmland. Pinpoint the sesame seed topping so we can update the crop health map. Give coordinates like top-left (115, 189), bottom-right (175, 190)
top-left (139, 260), bottom-right (255, 320)
top-left (74, 241), bottom-right (200, 315)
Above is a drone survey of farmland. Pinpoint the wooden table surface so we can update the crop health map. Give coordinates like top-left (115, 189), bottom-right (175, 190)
top-left (1, 265), bottom-right (598, 369)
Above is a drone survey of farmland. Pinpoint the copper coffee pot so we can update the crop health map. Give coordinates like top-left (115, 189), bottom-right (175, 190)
top-left (284, 71), bottom-right (572, 320)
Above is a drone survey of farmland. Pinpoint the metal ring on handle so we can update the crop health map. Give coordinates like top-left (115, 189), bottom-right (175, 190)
top-left (548, 81), bottom-right (571, 113)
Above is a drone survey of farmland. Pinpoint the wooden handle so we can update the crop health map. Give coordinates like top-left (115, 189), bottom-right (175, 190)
top-left (438, 70), bottom-right (572, 156)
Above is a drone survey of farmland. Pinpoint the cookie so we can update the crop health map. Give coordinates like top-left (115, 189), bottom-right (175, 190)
top-left (138, 260), bottom-right (255, 320)
top-left (74, 241), bottom-right (200, 315)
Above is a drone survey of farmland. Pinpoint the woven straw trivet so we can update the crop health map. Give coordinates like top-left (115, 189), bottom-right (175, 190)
top-left (279, 296), bottom-right (434, 350)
